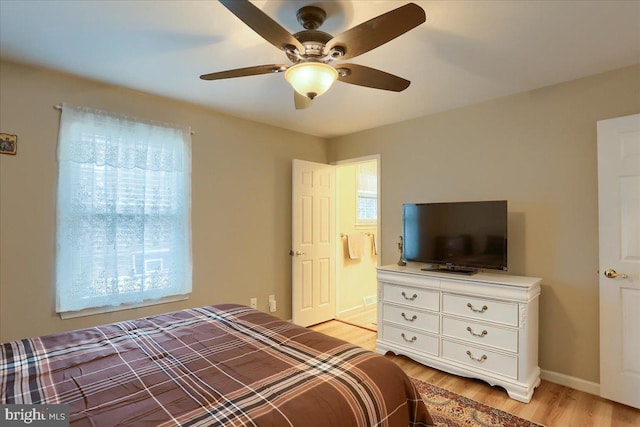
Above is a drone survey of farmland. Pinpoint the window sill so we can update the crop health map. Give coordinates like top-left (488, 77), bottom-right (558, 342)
top-left (58, 294), bottom-right (189, 320)
top-left (355, 223), bottom-right (377, 229)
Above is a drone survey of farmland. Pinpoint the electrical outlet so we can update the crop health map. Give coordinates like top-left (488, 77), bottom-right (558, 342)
top-left (250, 297), bottom-right (257, 309)
top-left (268, 295), bottom-right (276, 312)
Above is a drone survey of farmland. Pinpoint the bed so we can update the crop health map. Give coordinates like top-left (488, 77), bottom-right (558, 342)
top-left (1, 304), bottom-right (433, 426)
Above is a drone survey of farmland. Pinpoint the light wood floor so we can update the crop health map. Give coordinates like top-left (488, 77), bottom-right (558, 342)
top-left (310, 320), bottom-right (640, 427)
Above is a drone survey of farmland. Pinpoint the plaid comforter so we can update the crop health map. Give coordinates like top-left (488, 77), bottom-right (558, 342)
top-left (1, 304), bottom-right (432, 426)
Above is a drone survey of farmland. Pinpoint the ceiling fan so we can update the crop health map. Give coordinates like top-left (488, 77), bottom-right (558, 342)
top-left (200, 0), bottom-right (426, 109)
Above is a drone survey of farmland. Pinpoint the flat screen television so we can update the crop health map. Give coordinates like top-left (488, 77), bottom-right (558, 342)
top-left (402, 200), bottom-right (507, 274)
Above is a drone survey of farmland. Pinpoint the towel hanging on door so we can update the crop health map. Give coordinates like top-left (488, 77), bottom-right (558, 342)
top-left (346, 233), bottom-right (364, 259)
top-left (370, 233), bottom-right (377, 255)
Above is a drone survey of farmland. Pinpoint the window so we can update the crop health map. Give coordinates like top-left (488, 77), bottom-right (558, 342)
top-left (356, 161), bottom-right (377, 224)
top-left (55, 104), bottom-right (192, 316)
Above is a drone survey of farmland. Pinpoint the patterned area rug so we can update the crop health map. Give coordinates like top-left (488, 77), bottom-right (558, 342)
top-left (411, 377), bottom-right (545, 427)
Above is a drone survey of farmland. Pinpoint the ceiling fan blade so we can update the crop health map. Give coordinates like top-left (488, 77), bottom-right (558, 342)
top-left (219, 0), bottom-right (305, 53)
top-left (294, 91), bottom-right (313, 110)
top-left (337, 64), bottom-right (410, 92)
top-left (324, 3), bottom-right (425, 60)
top-left (200, 64), bottom-right (287, 80)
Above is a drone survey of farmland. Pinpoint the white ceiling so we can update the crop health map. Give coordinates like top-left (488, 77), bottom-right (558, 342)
top-left (1, 1), bottom-right (639, 138)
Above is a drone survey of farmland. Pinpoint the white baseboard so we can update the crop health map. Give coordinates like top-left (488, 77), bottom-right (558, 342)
top-left (337, 304), bottom-right (365, 316)
top-left (540, 369), bottom-right (600, 396)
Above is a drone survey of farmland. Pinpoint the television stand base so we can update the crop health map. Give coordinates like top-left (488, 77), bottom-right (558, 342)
top-left (421, 266), bottom-right (477, 275)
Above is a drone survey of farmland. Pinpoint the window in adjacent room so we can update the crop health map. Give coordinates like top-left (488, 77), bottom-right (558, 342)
top-left (356, 161), bottom-right (378, 225)
top-left (55, 104), bottom-right (192, 318)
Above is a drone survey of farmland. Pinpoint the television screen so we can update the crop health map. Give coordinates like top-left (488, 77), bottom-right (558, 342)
top-left (403, 200), bottom-right (507, 273)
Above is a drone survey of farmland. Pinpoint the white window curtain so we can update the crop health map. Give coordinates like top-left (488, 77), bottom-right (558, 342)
top-left (56, 104), bottom-right (192, 314)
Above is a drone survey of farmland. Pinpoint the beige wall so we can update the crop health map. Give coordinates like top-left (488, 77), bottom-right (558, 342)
top-left (327, 64), bottom-right (640, 383)
top-left (336, 162), bottom-right (377, 314)
top-left (0, 60), bottom-right (327, 342)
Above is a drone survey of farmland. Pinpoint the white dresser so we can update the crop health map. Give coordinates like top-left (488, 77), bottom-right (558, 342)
top-left (376, 264), bottom-right (541, 403)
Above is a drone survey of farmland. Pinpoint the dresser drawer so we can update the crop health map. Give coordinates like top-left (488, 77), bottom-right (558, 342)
top-left (383, 304), bottom-right (439, 334)
top-left (382, 324), bottom-right (439, 356)
top-left (383, 283), bottom-right (439, 311)
top-left (442, 339), bottom-right (518, 379)
top-left (442, 316), bottom-right (518, 353)
top-left (442, 293), bottom-right (518, 326)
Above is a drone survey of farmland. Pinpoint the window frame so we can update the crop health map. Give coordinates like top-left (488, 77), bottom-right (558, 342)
top-left (355, 161), bottom-right (378, 226)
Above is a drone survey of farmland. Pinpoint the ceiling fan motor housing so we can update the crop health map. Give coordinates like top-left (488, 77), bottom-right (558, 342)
top-left (288, 30), bottom-right (334, 62)
top-left (287, 6), bottom-right (346, 63)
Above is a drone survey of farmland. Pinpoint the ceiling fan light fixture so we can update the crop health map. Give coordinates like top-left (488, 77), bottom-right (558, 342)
top-left (285, 62), bottom-right (338, 99)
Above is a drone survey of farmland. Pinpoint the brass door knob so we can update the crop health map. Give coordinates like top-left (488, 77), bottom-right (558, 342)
top-left (604, 268), bottom-right (628, 279)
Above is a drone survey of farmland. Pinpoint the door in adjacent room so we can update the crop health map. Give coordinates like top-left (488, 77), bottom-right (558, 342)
top-left (334, 158), bottom-right (379, 331)
top-left (291, 159), bottom-right (336, 326)
top-left (597, 114), bottom-right (640, 409)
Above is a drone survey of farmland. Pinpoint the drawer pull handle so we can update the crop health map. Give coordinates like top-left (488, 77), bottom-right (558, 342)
top-left (402, 291), bottom-right (418, 301)
top-left (466, 327), bottom-right (488, 337)
top-left (401, 333), bottom-right (417, 343)
top-left (401, 313), bottom-right (417, 322)
top-left (466, 350), bottom-right (488, 362)
top-left (467, 303), bottom-right (488, 313)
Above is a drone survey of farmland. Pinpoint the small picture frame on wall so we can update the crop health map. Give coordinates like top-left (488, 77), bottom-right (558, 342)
top-left (0, 133), bottom-right (17, 155)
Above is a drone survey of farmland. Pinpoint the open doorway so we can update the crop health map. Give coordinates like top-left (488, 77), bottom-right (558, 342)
top-left (334, 156), bottom-right (379, 332)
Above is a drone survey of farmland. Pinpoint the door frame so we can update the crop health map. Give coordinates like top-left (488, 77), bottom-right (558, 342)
top-left (332, 154), bottom-right (381, 319)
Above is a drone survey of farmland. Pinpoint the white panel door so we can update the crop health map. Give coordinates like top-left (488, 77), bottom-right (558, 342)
top-left (292, 159), bottom-right (335, 326)
top-left (598, 114), bottom-right (640, 409)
